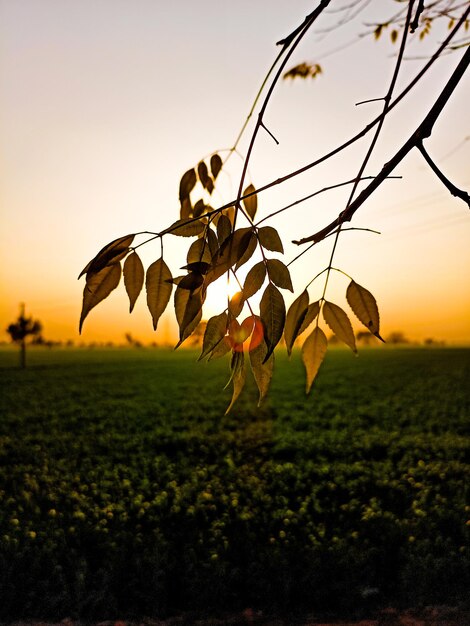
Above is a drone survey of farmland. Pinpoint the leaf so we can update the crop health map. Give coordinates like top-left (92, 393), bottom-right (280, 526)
top-left (235, 231), bottom-right (257, 271)
top-left (78, 234), bottom-right (134, 279)
top-left (228, 291), bottom-right (245, 318)
top-left (322, 301), bottom-right (357, 353)
top-left (123, 251), bottom-right (144, 313)
top-left (179, 168), bottom-right (197, 202)
top-left (210, 153), bottom-right (223, 180)
top-left (193, 199), bottom-right (206, 218)
top-left (146, 258), bottom-right (173, 331)
top-left (298, 300), bottom-right (320, 335)
top-left (228, 316), bottom-right (253, 350)
top-left (266, 259), bottom-right (293, 292)
top-left (181, 261), bottom-right (210, 275)
top-left (243, 261), bottom-right (266, 299)
top-left (79, 263), bottom-right (121, 333)
top-left (284, 289), bottom-right (309, 356)
top-left (242, 184), bottom-right (257, 220)
top-left (206, 228), bottom-right (253, 285)
top-left (208, 335), bottom-right (231, 360)
top-left (258, 226), bottom-right (284, 253)
top-left (260, 283), bottom-right (285, 362)
top-left (168, 218), bottom-right (206, 237)
top-left (206, 177), bottom-right (214, 195)
top-left (177, 272), bottom-right (205, 291)
top-left (180, 198), bottom-right (192, 220)
top-left (217, 214), bottom-right (232, 245)
top-left (346, 280), bottom-right (384, 341)
top-left (249, 318), bottom-right (274, 405)
top-left (199, 312), bottom-right (228, 360)
top-left (225, 350), bottom-right (246, 414)
top-left (197, 161), bottom-right (211, 190)
top-left (187, 237), bottom-right (212, 265)
top-left (174, 286), bottom-right (203, 346)
top-left (302, 326), bottom-right (328, 394)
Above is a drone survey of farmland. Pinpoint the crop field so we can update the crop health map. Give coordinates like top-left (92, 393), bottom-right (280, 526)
top-left (0, 346), bottom-right (469, 621)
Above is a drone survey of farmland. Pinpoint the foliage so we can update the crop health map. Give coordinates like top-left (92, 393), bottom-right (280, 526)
top-left (78, 2), bottom-right (470, 411)
top-left (0, 347), bottom-right (468, 619)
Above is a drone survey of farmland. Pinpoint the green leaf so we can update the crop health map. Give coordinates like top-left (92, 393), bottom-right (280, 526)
top-left (123, 251), bottom-right (144, 313)
top-left (243, 261), bottom-right (266, 299)
top-left (258, 226), bottom-right (284, 253)
top-left (249, 318), bottom-right (274, 405)
top-left (168, 218), bottom-right (206, 237)
top-left (79, 263), bottom-right (121, 333)
top-left (175, 286), bottom-right (203, 346)
top-left (225, 350), bottom-right (246, 414)
top-left (266, 259), bottom-right (293, 291)
top-left (323, 300), bottom-right (357, 353)
top-left (179, 168), bottom-right (197, 202)
top-left (346, 280), bottom-right (384, 341)
top-left (146, 258), bottom-right (173, 331)
top-left (284, 289), bottom-right (309, 356)
top-left (260, 283), bottom-right (285, 362)
top-left (186, 237), bottom-right (212, 265)
top-left (302, 326), bottom-right (328, 394)
top-left (199, 311), bottom-right (228, 360)
top-left (228, 291), bottom-right (245, 318)
top-left (298, 300), bottom-right (320, 335)
top-left (242, 184), bottom-right (257, 220)
top-left (78, 234), bottom-right (134, 279)
top-left (210, 153), bottom-right (223, 180)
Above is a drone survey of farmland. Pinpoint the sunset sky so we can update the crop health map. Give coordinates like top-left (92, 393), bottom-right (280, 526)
top-left (1, 0), bottom-right (469, 346)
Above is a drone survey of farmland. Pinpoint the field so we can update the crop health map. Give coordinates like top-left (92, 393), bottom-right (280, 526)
top-left (0, 346), bottom-right (469, 622)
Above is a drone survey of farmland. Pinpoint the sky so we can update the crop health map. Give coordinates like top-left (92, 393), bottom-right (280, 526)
top-left (1, 0), bottom-right (469, 346)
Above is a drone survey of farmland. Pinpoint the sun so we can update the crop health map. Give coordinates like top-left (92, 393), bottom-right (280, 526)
top-left (204, 274), bottom-right (240, 316)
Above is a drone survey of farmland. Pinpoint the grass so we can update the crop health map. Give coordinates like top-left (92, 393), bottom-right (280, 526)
top-left (0, 346), bottom-right (468, 620)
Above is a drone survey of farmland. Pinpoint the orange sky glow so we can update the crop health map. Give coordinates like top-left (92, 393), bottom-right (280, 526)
top-left (1, 1), bottom-right (469, 347)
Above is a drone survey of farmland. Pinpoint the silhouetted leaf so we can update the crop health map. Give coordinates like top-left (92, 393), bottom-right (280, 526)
top-left (298, 300), bottom-right (320, 335)
top-left (199, 311), bottom-right (228, 360)
top-left (179, 168), bottom-right (197, 202)
top-left (177, 272), bottom-right (205, 291)
top-left (284, 289), bottom-right (309, 356)
top-left (225, 350), bottom-right (246, 414)
top-left (346, 280), bottom-right (384, 341)
top-left (180, 198), bottom-right (192, 220)
top-left (206, 177), bottom-right (214, 195)
top-left (187, 238), bottom-right (212, 265)
top-left (210, 153), bottom-right (223, 180)
top-left (266, 259), bottom-right (293, 291)
top-left (146, 258), bottom-right (173, 331)
top-left (258, 226), bottom-right (284, 253)
top-left (79, 234), bottom-right (134, 279)
top-left (193, 199), bottom-right (206, 218)
top-left (242, 184), bottom-right (257, 220)
top-left (228, 291), bottom-right (245, 318)
top-left (217, 214), bottom-right (232, 245)
top-left (210, 154), bottom-right (223, 181)
top-left (243, 261), bottom-right (266, 299)
top-left (206, 228), bottom-right (253, 284)
top-left (197, 161), bottom-right (210, 189)
top-left (302, 326), bottom-right (328, 393)
top-left (79, 263), bottom-right (121, 333)
top-left (168, 218), bottom-right (205, 237)
top-left (123, 251), bottom-right (144, 313)
top-left (323, 301), bottom-right (357, 353)
top-left (235, 231), bottom-right (257, 271)
top-left (249, 318), bottom-right (274, 405)
top-left (181, 261), bottom-right (210, 275)
top-left (260, 283), bottom-right (285, 362)
top-left (175, 286), bottom-right (203, 346)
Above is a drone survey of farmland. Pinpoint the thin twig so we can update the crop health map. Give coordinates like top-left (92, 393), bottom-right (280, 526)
top-left (417, 142), bottom-right (470, 208)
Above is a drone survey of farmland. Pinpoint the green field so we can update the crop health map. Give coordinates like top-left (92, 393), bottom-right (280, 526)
top-left (0, 347), bottom-right (469, 620)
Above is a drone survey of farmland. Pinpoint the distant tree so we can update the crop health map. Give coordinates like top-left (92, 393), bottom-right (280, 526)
top-left (6, 304), bottom-right (43, 368)
top-left (387, 331), bottom-right (410, 345)
top-left (78, 2), bottom-right (469, 411)
top-left (125, 332), bottom-right (143, 348)
top-left (356, 331), bottom-right (377, 346)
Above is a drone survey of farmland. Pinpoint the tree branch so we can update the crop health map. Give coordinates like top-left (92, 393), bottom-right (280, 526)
top-left (417, 142), bottom-right (470, 208)
top-left (294, 45), bottom-right (470, 246)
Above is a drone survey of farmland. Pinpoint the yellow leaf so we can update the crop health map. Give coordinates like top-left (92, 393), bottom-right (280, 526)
top-left (228, 291), bottom-right (245, 318)
top-left (79, 263), bottom-right (121, 333)
top-left (258, 226), bottom-right (284, 253)
top-left (243, 261), bottom-right (266, 299)
top-left (322, 301), bottom-right (357, 353)
top-left (284, 290), bottom-right (309, 356)
top-left (146, 258), bottom-right (173, 331)
top-left (123, 251), bottom-right (144, 313)
top-left (242, 184), bottom-right (257, 220)
top-left (199, 312), bottom-right (228, 360)
top-left (249, 324), bottom-right (274, 406)
top-left (302, 326), bottom-right (328, 394)
top-left (266, 259), bottom-right (293, 292)
top-left (260, 283), bottom-right (286, 362)
top-left (346, 280), bottom-right (384, 341)
top-left (298, 300), bottom-right (320, 335)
